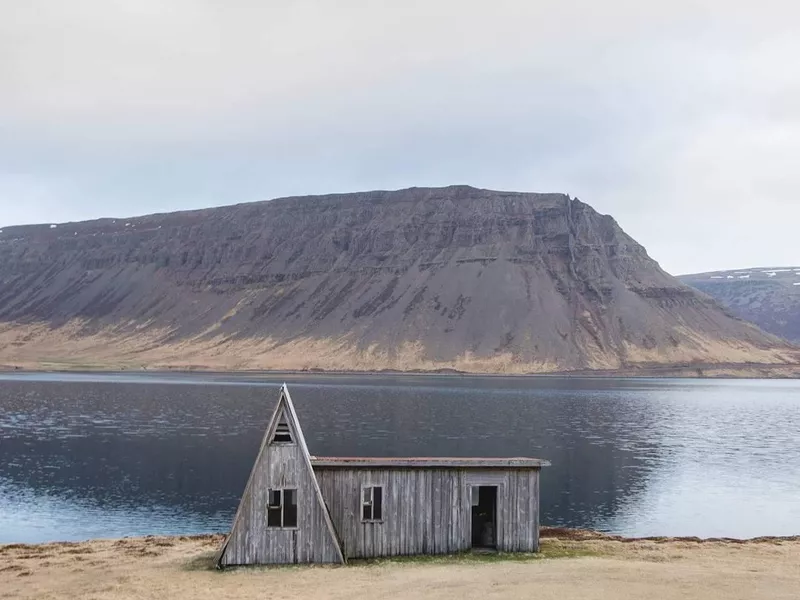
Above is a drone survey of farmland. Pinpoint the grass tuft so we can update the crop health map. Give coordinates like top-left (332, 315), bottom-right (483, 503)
top-left (203, 539), bottom-right (602, 572)
top-left (183, 552), bottom-right (219, 572)
top-left (350, 540), bottom-right (601, 566)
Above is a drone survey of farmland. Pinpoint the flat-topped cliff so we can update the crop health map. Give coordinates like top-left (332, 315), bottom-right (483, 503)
top-left (0, 186), bottom-right (794, 373)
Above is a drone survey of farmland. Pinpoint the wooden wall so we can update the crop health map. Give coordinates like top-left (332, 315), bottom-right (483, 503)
top-left (315, 467), bottom-right (540, 559)
top-left (219, 444), bottom-right (343, 565)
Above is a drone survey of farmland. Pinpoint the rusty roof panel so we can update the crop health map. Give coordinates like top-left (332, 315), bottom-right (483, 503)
top-left (309, 456), bottom-right (550, 468)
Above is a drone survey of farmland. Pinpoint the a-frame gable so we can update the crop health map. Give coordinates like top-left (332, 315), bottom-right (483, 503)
top-left (216, 384), bottom-right (344, 566)
top-left (267, 405), bottom-right (295, 445)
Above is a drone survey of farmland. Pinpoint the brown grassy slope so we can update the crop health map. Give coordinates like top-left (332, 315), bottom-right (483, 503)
top-left (0, 320), bottom-right (797, 376)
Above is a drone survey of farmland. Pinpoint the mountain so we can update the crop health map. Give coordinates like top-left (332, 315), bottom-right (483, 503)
top-left (680, 268), bottom-right (800, 344)
top-left (0, 186), bottom-right (795, 374)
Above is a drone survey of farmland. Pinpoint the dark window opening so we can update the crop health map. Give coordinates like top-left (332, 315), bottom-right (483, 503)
top-left (267, 505), bottom-right (282, 527)
top-left (270, 411), bottom-right (294, 444)
top-left (267, 488), bottom-right (298, 528)
top-left (283, 489), bottom-right (297, 527)
top-left (362, 486), bottom-right (383, 522)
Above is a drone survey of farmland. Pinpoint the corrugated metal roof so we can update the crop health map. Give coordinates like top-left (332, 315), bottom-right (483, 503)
top-left (310, 456), bottom-right (550, 468)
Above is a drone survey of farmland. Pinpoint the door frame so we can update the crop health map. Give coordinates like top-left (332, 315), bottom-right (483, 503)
top-left (469, 484), bottom-right (498, 549)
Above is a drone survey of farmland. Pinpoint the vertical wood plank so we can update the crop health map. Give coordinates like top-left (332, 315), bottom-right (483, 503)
top-left (255, 466), bottom-right (543, 562)
top-left (533, 469), bottom-right (540, 552)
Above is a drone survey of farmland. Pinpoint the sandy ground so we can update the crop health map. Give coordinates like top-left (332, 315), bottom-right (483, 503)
top-left (2, 531), bottom-right (799, 600)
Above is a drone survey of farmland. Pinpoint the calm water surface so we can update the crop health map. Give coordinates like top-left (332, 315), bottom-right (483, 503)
top-left (1, 373), bottom-right (799, 543)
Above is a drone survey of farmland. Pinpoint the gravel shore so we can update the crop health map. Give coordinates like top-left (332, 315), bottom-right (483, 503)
top-left (2, 530), bottom-right (799, 599)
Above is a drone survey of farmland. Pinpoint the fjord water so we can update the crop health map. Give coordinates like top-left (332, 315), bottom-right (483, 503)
top-left (1, 373), bottom-right (799, 544)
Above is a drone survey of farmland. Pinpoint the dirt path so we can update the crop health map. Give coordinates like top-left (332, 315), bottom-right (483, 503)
top-left (2, 532), bottom-right (799, 600)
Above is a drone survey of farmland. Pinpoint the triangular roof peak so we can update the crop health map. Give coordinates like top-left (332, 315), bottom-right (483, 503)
top-left (274, 384), bottom-right (313, 455)
top-left (264, 384), bottom-right (298, 445)
top-left (216, 384), bottom-right (344, 566)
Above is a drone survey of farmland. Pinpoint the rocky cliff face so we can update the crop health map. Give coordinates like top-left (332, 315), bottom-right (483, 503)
top-left (680, 268), bottom-right (800, 344)
top-left (0, 186), bottom-right (794, 372)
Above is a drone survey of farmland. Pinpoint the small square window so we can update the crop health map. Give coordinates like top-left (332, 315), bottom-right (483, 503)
top-left (362, 486), bottom-right (383, 522)
top-left (267, 488), bottom-right (298, 528)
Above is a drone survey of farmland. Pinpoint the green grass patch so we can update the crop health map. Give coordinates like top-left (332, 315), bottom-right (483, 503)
top-left (183, 552), bottom-right (219, 572)
top-left (538, 539), bottom-right (602, 559)
top-left (203, 540), bottom-right (601, 572)
top-left (351, 540), bottom-right (600, 566)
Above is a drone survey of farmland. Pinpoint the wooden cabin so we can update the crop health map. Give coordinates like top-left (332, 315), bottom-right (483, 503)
top-left (216, 384), bottom-right (550, 566)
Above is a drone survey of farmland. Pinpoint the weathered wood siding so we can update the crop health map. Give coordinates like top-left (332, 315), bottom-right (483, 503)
top-left (315, 467), bottom-right (540, 558)
top-left (219, 443), bottom-right (343, 565)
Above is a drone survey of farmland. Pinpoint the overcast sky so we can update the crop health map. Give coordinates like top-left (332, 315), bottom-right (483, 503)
top-left (1, 1), bottom-right (798, 274)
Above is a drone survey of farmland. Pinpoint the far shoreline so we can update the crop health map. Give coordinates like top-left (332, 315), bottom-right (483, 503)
top-left (1, 362), bottom-right (799, 380)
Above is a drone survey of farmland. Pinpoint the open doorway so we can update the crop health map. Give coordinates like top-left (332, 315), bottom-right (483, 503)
top-left (470, 486), bottom-right (497, 549)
